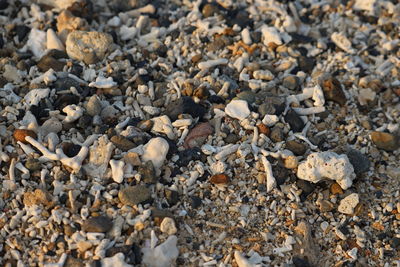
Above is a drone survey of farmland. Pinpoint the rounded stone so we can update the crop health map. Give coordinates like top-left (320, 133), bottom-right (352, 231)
top-left (86, 95), bottom-right (102, 116)
top-left (370, 131), bottom-right (399, 151)
top-left (119, 185), bottom-right (152, 206)
top-left (282, 75), bottom-right (300, 90)
top-left (82, 216), bottom-right (113, 233)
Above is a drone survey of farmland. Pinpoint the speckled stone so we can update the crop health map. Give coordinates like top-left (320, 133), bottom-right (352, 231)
top-left (82, 216), bottom-right (113, 233)
top-left (119, 185), bottom-right (152, 206)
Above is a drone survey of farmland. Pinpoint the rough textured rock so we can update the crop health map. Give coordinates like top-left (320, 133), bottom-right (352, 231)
top-left (82, 216), bottom-right (113, 233)
top-left (184, 122), bottom-right (213, 149)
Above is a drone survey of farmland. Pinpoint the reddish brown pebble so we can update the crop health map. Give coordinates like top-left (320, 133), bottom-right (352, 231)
top-left (330, 183), bottom-right (344, 195)
top-left (13, 129), bottom-right (37, 144)
top-left (370, 131), bottom-right (399, 151)
top-left (210, 174), bottom-right (229, 184)
top-left (184, 122), bottom-right (214, 149)
top-left (257, 123), bottom-right (270, 135)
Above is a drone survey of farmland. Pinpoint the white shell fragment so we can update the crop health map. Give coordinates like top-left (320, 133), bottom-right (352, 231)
top-left (110, 159), bottom-right (125, 183)
top-left (225, 100), bottom-right (250, 120)
top-left (331, 32), bottom-right (354, 54)
top-left (62, 104), bottom-right (84, 123)
top-left (141, 137), bottom-right (169, 174)
top-left (338, 193), bottom-right (360, 215)
top-left (198, 58), bottom-right (228, 70)
top-left (261, 25), bottom-right (282, 46)
top-left (297, 152), bottom-right (356, 190)
top-left (89, 76), bottom-right (117, 89)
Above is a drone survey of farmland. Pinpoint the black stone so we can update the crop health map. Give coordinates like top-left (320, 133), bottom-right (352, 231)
top-left (46, 49), bottom-right (68, 59)
top-left (70, 64), bottom-right (83, 76)
top-left (82, 216), bottom-right (113, 233)
top-left (37, 55), bottom-right (65, 72)
top-left (191, 196), bottom-right (202, 209)
top-left (296, 180), bottom-right (315, 196)
top-left (54, 77), bottom-right (81, 92)
top-left (77, 114), bottom-right (92, 128)
top-left (289, 33), bottom-right (314, 44)
top-left (14, 25), bottom-right (30, 42)
top-left (165, 189), bottom-right (179, 206)
top-left (177, 147), bottom-right (203, 167)
top-left (62, 143), bottom-right (82, 157)
top-left (285, 108), bottom-right (305, 132)
top-left (138, 161), bottom-right (157, 184)
top-left (346, 149), bottom-right (370, 175)
top-left (54, 94), bottom-right (80, 110)
top-left (0, 0), bottom-right (8, 10)
top-left (298, 56), bottom-right (316, 73)
top-left (208, 95), bottom-right (224, 104)
top-left (165, 96), bottom-right (206, 121)
top-left (391, 237), bottom-right (400, 249)
top-left (292, 256), bottom-right (311, 267)
top-left (0, 35), bottom-right (3, 49)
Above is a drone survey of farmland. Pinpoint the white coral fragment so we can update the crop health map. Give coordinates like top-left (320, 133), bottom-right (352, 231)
top-left (142, 233), bottom-right (179, 267)
top-left (331, 32), bottom-right (354, 54)
top-left (63, 104), bottom-right (84, 123)
top-left (89, 76), bottom-right (117, 89)
top-left (110, 159), bottom-right (125, 183)
top-left (297, 152), bottom-right (355, 190)
top-left (261, 25), bottom-right (282, 46)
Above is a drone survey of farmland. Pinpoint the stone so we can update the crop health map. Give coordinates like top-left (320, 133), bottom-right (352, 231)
top-left (66, 31), bottom-right (113, 63)
top-left (270, 126), bottom-right (284, 143)
top-left (176, 147), bottom-right (203, 167)
top-left (124, 152), bottom-right (141, 166)
top-left (41, 118), bottom-right (63, 136)
top-left (165, 96), bottom-right (206, 121)
top-left (256, 123), bottom-right (270, 135)
top-left (370, 131), bottom-right (399, 151)
top-left (298, 56), bottom-right (316, 73)
top-left (142, 235), bottom-right (179, 267)
top-left (346, 149), bottom-right (370, 174)
top-left (77, 241), bottom-right (93, 253)
top-left (47, 28), bottom-right (65, 51)
top-left (37, 55), bottom-right (65, 72)
top-left (285, 140), bottom-right (307, 156)
top-left (202, 3), bottom-right (219, 18)
top-left (3, 65), bottom-right (22, 83)
top-left (57, 10), bottom-right (89, 36)
top-left (285, 108), bottom-right (304, 132)
top-left (184, 122), bottom-right (213, 149)
top-left (85, 95), bottom-right (102, 116)
top-left (236, 91), bottom-right (256, 104)
top-left (317, 199), bottom-right (334, 212)
top-left (296, 180), bottom-right (315, 197)
top-left (330, 183), bottom-right (344, 195)
top-left (54, 77), bottom-right (81, 92)
top-left (160, 217), bottom-right (177, 235)
top-left (13, 129), bottom-right (37, 143)
top-left (61, 142), bottom-right (82, 157)
top-left (297, 152), bottom-right (356, 190)
top-left (141, 137), bottom-right (169, 173)
top-left (210, 173), bottom-right (229, 184)
top-left (111, 135), bottom-right (136, 151)
top-left (139, 161), bottom-right (157, 184)
top-left (190, 196), bottom-right (202, 209)
top-left (82, 216), bottom-right (113, 233)
top-left (25, 158), bottom-right (42, 171)
top-left (321, 77), bottom-right (347, 106)
top-left (282, 75), bottom-right (300, 90)
top-left (165, 189), bottom-right (179, 206)
top-left (64, 256), bottom-right (84, 267)
top-left (225, 133), bottom-right (240, 144)
top-left (101, 253), bottom-right (133, 267)
top-left (338, 193), bottom-right (359, 215)
top-left (225, 99), bottom-right (250, 120)
top-left (119, 185), bottom-right (151, 206)
top-left (23, 189), bottom-right (52, 207)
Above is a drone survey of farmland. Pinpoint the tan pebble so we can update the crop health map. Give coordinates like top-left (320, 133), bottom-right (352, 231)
top-left (13, 129), bottom-right (37, 144)
top-left (330, 183), bottom-right (344, 195)
top-left (283, 155), bottom-right (298, 169)
top-left (77, 241), bottom-right (92, 253)
top-left (256, 123), bottom-right (270, 135)
top-left (370, 131), bottom-right (399, 151)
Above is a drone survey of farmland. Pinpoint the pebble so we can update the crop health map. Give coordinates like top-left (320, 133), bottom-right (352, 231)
top-left (13, 129), bottom-right (37, 143)
top-left (124, 152), bottom-right (141, 166)
top-left (210, 174), bottom-right (229, 184)
top-left (139, 161), bottom-right (157, 184)
top-left (184, 122), bottom-right (213, 149)
top-left (160, 217), bottom-right (177, 235)
top-left (165, 189), bottom-right (180, 206)
top-left (165, 96), bottom-right (206, 121)
top-left (111, 135), bottom-right (136, 151)
top-left (338, 193), bottom-right (360, 215)
top-left (285, 140), bottom-right (307, 156)
top-left (282, 75), bottom-right (300, 90)
top-left (177, 147), bottom-right (203, 166)
top-left (85, 95), bottom-right (102, 116)
top-left (66, 31), bottom-right (113, 64)
top-left (82, 216), bottom-right (113, 233)
top-left (370, 131), bottom-right (399, 151)
top-left (37, 54), bottom-right (65, 72)
top-left (297, 56), bottom-right (316, 73)
top-left (321, 77), bottom-right (347, 106)
top-left (225, 99), bottom-right (250, 120)
top-left (25, 158), bottom-right (42, 171)
top-left (142, 137), bottom-right (169, 172)
top-left (330, 183), bottom-right (344, 195)
top-left (284, 108), bottom-right (305, 132)
top-left (202, 3), bottom-right (219, 18)
top-left (190, 196), bottom-right (202, 209)
top-left (61, 142), bottom-right (82, 157)
top-left (3, 64), bottom-right (22, 83)
top-left (118, 185), bottom-right (152, 206)
top-left (225, 133), bottom-right (240, 144)
top-left (270, 125), bottom-right (284, 143)
top-left (346, 149), bottom-right (371, 174)
top-left (236, 91), bottom-right (256, 104)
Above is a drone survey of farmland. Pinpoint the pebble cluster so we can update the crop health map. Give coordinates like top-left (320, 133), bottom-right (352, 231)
top-left (0, 0), bottom-right (400, 266)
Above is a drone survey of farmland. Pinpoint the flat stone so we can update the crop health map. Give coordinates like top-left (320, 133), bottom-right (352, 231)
top-left (37, 55), bottom-right (65, 72)
top-left (139, 161), bottom-right (157, 184)
top-left (285, 108), bottom-right (305, 132)
top-left (370, 131), bottom-right (399, 151)
top-left (61, 142), bottom-right (82, 157)
top-left (225, 99), bottom-right (250, 120)
top-left (86, 95), bottom-right (102, 116)
top-left (119, 185), bottom-right (151, 206)
top-left (25, 158), bottom-right (42, 171)
top-left (285, 140), bottom-right (307, 156)
top-left (165, 96), bottom-right (206, 121)
top-left (338, 193), bottom-right (359, 215)
top-left (82, 216), bottom-right (113, 233)
top-left (124, 152), bottom-right (141, 166)
top-left (210, 173), bottom-right (229, 184)
top-left (298, 56), bottom-right (316, 73)
top-left (202, 3), bottom-right (220, 17)
top-left (184, 122), bottom-right (213, 149)
top-left (321, 77), bottom-right (347, 106)
top-left (270, 125), bottom-right (284, 143)
top-left (13, 129), bottom-right (37, 144)
top-left (110, 135), bottom-right (136, 151)
top-left (176, 147), bottom-right (203, 167)
top-left (282, 75), bottom-right (300, 90)
top-left (66, 31), bottom-right (113, 63)
top-left (23, 189), bottom-right (52, 207)
top-left (346, 149), bottom-right (370, 174)
top-left (236, 91), bottom-right (256, 104)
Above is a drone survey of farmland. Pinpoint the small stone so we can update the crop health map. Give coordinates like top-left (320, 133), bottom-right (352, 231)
top-left (296, 180), bottom-right (315, 196)
top-left (151, 208), bottom-right (175, 225)
top-left (176, 147), bottom-right (203, 167)
top-left (82, 216), bottom-right (113, 233)
top-left (37, 55), bottom-right (65, 72)
top-left (119, 185), bottom-right (152, 206)
top-left (14, 25), bottom-right (31, 42)
top-left (66, 31), bottom-right (113, 63)
top-left (61, 142), bottom-right (82, 157)
top-left (13, 129), bottom-right (37, 143)
top-left (202, 3), bottom-right (219, 18)
top-left (54, 77), bottom-right (81, 92)
top-left (190, 196), bottom-right (202, 209)
top-left (25, 158), bottom-right (42, 171)
top-left (165, 96), bottom-right (206, 121)
top-left (142, 137), bottom-right (169, 174)
top-left (225, 133), bottom-right (240, 144)
top-left (225, 99), bottom-right (250, 120)
top-left (285, 108), bottom-right (304, 132)
top-left (370, 131), bottom-right (399, 151)
top-left (184, 122), bottom-right (213, 149)
top-left (236, 91), bottom-right (256, 105)
top-left (292, 256), bottom-right (311, 267)
top-left (137, 120), bottom-right (153, 132)
top-left (318, 199), bottom-right (335, 212)
top-left (270, 125), bottom-right (284, 143)
top-left (77, 241), bottom-right (93, 253)
top-left (86, 95), bottom-right (102, 116)
top-left (23, 189), bottom-right (52, 207)
top-left (330, 183), bottom-right (344, 195)
top-left (346, 149), bottom-right (370, 174)
top-left (64, 256), bottom-right (84, 267)
top-left (139, 161), bottom-right (157, 184)
top-left (191, 54), bottom-right (202, 63)
top-left (124, 152), bottom-right (141, 166)
top-left (283, 155), bottom-right (298, 169)
top-left (111, 135), bottom-right (136, 151)
top-left (256, 123), bottom-right (270, 135)
top-left (210, 173), bottom-right (229, 184)
top-left (321, 77), bottom-right (347, 106)
top-left (41, 118), bottom-right (63, 136)
top-left (338, 193), bottom-right (359, 215)
top-left (165, 189), bottom-right (179, 206)
top-left (285, 140), bottom-right (307, 156)
top-left (160, 217), bottom-right (177, 235)
top-left (298, 56), bottom-right (316, 73)
top-left (282, 75), bottom-right (300, 90)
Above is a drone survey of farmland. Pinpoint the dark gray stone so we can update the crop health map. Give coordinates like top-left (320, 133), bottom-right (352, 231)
top-left (82, 216), bottom-right (113, 233)
top-left (285, 108), bottom-right (305, 132)
top-left (346, 149), bottom-right (370, 175)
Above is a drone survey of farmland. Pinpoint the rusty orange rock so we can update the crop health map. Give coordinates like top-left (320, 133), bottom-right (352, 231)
top-left (13, 129), bottom-right (37, 143)
top-left (210, 174), bottom-right (229, 184)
